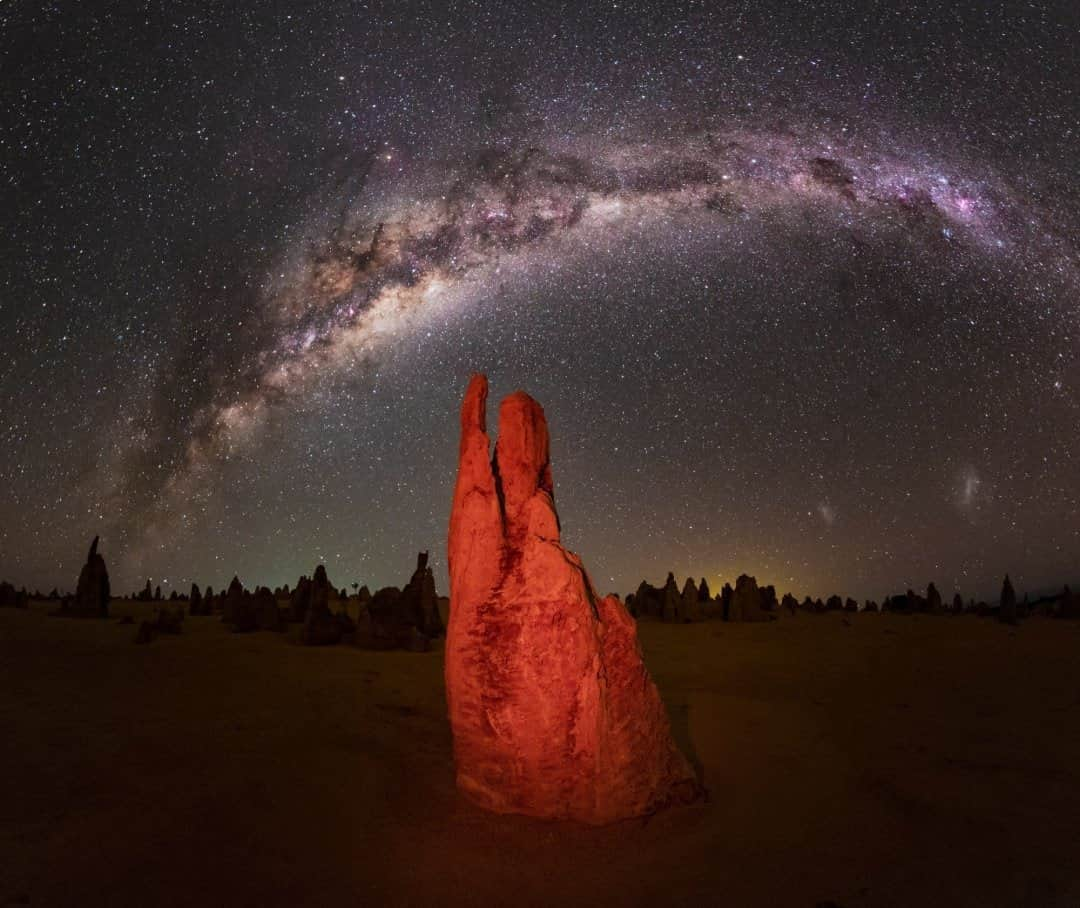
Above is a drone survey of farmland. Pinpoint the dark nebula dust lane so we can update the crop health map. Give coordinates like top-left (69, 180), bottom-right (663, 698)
top-left (1, 1), bottom-right (1077, 600)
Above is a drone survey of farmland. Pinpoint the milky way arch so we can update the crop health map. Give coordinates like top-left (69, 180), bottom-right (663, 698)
top-left (113, 123), bottom-right (1077, 555)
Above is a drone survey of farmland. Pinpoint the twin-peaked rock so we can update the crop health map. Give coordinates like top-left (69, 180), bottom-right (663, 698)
top-left (445, 374), bottom-right (699, 824)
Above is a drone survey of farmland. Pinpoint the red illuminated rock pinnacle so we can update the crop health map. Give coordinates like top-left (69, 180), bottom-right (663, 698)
top-left (445, 374), bottom-right (700, 824)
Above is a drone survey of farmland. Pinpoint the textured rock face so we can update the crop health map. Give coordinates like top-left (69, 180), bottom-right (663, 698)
top-left (445, 374), bottom-right (699, 824)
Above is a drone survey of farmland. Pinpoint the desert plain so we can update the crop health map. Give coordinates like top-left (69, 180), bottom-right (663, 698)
top-left (2, 599), bottom-right (1079, 908)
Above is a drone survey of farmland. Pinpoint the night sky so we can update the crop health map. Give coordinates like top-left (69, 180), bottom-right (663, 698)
top-left (2, 1), bottom-right (1077, 602)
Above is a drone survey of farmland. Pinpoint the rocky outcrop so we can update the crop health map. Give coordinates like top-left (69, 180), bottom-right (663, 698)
top-left (445, 374), bottom-right (699, 824)
top-left (999, 575), bottom-right (1017, 624)
top-left (0, 582), bottom-right (27, 609)
top-left (628, 580), bottom-right (660, 619)
top-left (301, 565), bottom-right (343, 645)
top-left (222, 576), bottom-right (246, 627)
top-left (661, 572), bottom-right (682, 622)
top-left (397, 551), bottom-right (443, 639)
top-left (679, 577), bottom-right (702, 623)
top-left (289, 576), bottom-right (312, 623)
top-left (64, 536), bottom-right (110, 618)
top-left (728, 574), bottom-right (773, 622)
top-left (1058, 585), bottom-right (1079, 619)
top-left (188, 583), bottom-right (206, 616)
top-left (721, 583), bottom-right (734, 620)
top-left (761, 584), bottom-right (778, 613)
top-left (254, 586), bottom-right (283, 631)
top-left (926, 582), bottom-right (943, 614)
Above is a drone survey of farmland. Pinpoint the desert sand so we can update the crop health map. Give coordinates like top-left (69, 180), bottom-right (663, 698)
top-left (2, 599), bottom-right (1079, 907)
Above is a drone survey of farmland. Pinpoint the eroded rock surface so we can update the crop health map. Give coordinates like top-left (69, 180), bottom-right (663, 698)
top-left (445, 374), bottom-right (699, 824)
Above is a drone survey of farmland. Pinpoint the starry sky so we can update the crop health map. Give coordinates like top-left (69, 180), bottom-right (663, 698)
top-left (2, 1), bottom-right (1078, 602)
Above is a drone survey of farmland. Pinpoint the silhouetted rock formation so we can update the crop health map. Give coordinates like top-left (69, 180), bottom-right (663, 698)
top-left (926, 582), bottom-right (943, 614)
top-left (301, 565), bottom-right (343, 645)
top-left (721, 583), bottom-right (734, 619)
top-left (728, 574), bottom-right (773, 622)
top-left (254, 586), bottom-right (283, 631)
top-left (952, 593), bottom-right (964, 614)
top-left (864, 600), bottom-right (879, 613)
top-left (397, 551), bottom-right (444, 639)
top-left (188, 583), bottom-right (207, 616)
top-left (289, 576), bottom-right (312, 623)
top-left (445, 374), bottom-right (699, 824)
top-left (761, 584), bottom-right (778, 613)
top-left (0, 581), bottom-right (27, 609)
top-left (222, 576), bottom-right (260, 631)
top-left (999, 574), bottom-right (1017, 624)
top-left (678, 577), bottom-right (702, 622)
top-left (661, 572), bottom-right (681, 622)
top-left (628, 580), bottom-right (659, 619)
top-left (883, 589), bottom-right (928, 614)
top-left (62, 536), bottom-right (110, 618)
top-left (782, 592), bottom-right (798, 614)
top-left (1060, 586), bottom-right (1080, 619)
top-left (626, 573), bottom-right (721, 623)
top-left (698, 578), bottom-right (718, 619)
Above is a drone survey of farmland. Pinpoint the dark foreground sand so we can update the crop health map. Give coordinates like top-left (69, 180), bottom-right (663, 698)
top-left (2, 601), bottom-right (1079, 908)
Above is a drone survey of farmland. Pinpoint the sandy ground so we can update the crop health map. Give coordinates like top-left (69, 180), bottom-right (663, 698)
top-left (2, 601), bottom-right (1079, 908)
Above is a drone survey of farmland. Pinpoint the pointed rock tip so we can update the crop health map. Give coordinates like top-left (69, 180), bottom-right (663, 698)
top-left (461, 373), bottom-right (489, 433)
top-left (495, 390), bottom-right (552, 505)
